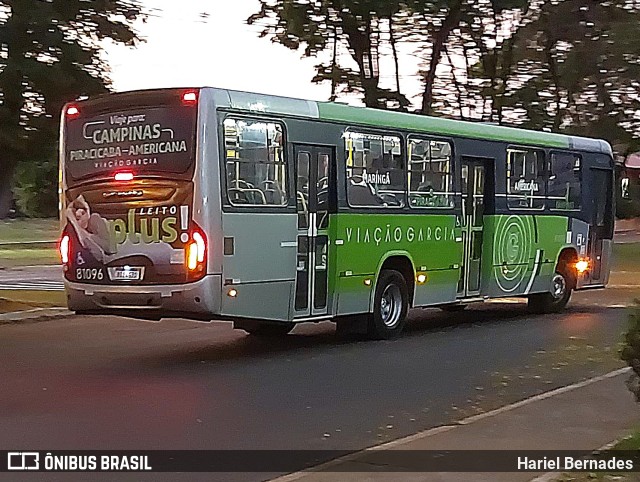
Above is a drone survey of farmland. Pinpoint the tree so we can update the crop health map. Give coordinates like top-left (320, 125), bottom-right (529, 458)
top-left (458, 0), bottom-right (640, 152)
top-left (248, 0), bottom-right (640, 155)
top-left (0, 0), bottom-right (145, 217)
top-left (416, 0), bottom-right (465, 114)
top-left (249, 0), bottom-right (425, 110)
top-left (248, 0), bottom-right (535, 114)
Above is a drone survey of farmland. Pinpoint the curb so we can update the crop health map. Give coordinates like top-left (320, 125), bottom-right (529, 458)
top-left (0, 307), bottom-right (73, 325)
top-left (269, 367), bottom-right (632, 482)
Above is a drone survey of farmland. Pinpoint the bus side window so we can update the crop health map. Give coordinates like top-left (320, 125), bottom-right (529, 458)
top-left (408, 138), bottom-right (454, 209)
top-left (224, 118), bottom-right (288, 207)
top-left (507, 148), bottom-right (545, 209)
top-left (548, 152), bottom-right (581, 210)
top-left (344, 131), bottom-right (405, 208)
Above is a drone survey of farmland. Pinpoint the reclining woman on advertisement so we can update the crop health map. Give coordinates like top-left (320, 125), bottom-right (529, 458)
top-left (65, 195), bottom-right (115, 264)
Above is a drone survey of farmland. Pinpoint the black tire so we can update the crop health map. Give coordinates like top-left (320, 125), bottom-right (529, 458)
top-left (239, 322), bottom-right (295, 337)
top-left (528, 270), bottom-right (573, 314)
top-left (439, 303), bottom-right (467, 312)
top-left (367, 269), bottom-right (409, 340)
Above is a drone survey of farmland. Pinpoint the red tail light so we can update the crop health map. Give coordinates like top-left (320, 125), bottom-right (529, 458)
top-left (182, 90), bottom-right (198, 105)
top-left (186, 224), bottom-right (207, 276)
top-left (60, 234), bottom-right (71, 264)
top-left (114, 171), bottom-right (134, 182)
top-left (66, 105), bottom-right (80, 117)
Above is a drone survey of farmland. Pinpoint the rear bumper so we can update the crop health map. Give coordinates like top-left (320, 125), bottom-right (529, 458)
top-left (64, 274), bottom-right (222, 320)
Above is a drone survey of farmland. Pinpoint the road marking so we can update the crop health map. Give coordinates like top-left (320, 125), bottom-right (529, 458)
top-left (0, 281), bottom-right (64, 291)
top-left (269, 367), bottom-right (631, 482)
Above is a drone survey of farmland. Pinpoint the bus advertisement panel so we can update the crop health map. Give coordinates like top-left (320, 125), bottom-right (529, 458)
top-left (61, 102), bottom-right (205, 286)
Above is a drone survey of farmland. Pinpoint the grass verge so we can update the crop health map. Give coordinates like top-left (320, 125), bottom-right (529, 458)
top-left (0, 290), bottom-right (66, 314)
top-left (613, 432), bottom-right (640, 451)
top-left (0, 247), bottom-right (59, 268)
top-left (613, 243), bottom-right (640, 273)
top-left (0, 218), bottom-right (58, 243)
top-left (0, 218), bottom-right (59, 268)
top-left (554, 432), bottom-right (640, 481)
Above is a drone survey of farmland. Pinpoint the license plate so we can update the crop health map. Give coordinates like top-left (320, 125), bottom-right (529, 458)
top-left (108, 266), bottom-right (144, 281)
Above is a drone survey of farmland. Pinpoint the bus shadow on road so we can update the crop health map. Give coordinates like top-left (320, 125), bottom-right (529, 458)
top-left (131, 302), bottom-right (612, 370)
top-left (405, 302), bottom-right (615, 333)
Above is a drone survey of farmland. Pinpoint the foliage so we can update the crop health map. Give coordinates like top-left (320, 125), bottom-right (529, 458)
top-left (500, 0), bottom-right (640, 153)
top-left (431, 0), bottom-right (640, 153)
top-left (248, 0), bottom-right (478, 111)
top-left (621, 300), bottom-right (640, 402)
top-left (0, 0), bottom-right (146, 217)
top-left (12, 158), bottom-right (58, 217)
top-left (248, 0), bottom-right (640, 156)
top-left (249, 0), bottom-right (401, 109)
top-left (433, 0), bottom-right (530, 121)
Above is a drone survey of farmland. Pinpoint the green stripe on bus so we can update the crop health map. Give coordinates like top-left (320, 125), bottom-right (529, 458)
top-left (317, 102), bottom-right (571, 149)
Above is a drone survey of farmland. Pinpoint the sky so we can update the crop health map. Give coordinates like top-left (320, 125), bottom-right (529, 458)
top-left (104, 0), bottom-right (333, 101)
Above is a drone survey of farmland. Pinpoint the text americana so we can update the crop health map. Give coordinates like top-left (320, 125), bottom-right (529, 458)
top-left (70, 140), bottom-right (187, 162)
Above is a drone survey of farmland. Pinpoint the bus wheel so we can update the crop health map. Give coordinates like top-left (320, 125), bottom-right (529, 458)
top-left (528, 271), bottom-right (572, 314)
top-left (237, 321), bottom-right (294, 337)
top-left (368, 270), bottom-right (408, 340)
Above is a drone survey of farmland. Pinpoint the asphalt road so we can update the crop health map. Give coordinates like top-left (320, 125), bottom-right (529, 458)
top-left (0, 265), bottom-right (63, 291)
top-left (0, 287), bottom-right (635, 482)
top-left (615, 229), bottom-right (640, 244)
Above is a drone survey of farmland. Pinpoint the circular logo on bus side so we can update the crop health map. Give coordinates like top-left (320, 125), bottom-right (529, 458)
top-left (493, 215), bottom-right (534, 293)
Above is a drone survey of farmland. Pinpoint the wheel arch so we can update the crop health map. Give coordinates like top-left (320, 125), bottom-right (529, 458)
top-left (555, 246), bottom-right (579, 289)
top-left (371, 251), bottom-right (416, 310)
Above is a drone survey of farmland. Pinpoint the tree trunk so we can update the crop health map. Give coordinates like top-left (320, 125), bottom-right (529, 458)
top-left (389, 15), bottom-right (401, 95)
top-left (444, 44), bottom-right (465, 120)
top-left (330, 26), bottom-right (338, 102)
top-left (420, 0), bottom-right (464, 115)
top-left (0, 4), bottom-right (28, 217)
top-left (339, 10), bottom-right (382, 108)
top-left (0, 165), bottom-right (15, 218)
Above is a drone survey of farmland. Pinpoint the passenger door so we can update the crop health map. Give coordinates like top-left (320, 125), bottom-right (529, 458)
top-left (589, 168), bottom-right (614, 283)
top-left (293, 145), bottom-right (331, 318)
top-left (459, 157), bottom-right (491, 297)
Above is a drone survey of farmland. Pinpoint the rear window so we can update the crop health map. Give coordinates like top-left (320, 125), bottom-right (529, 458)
top-left (64, 105), bottom-right (197, 182)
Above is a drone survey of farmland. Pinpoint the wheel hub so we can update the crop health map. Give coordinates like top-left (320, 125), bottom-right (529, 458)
top-left (552, 273), bottom-right (567, 300)
top-left (380, 285), bottom-right (402, 327)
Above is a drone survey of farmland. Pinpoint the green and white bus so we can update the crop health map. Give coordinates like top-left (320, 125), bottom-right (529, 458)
top-left (59, 87), bottom-right (614, 339)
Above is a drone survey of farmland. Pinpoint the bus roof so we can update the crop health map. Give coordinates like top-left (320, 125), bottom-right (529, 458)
top-left (315, 102), bottom-right (613, 157)
top-left (135, 87), bottom-right (614, 156)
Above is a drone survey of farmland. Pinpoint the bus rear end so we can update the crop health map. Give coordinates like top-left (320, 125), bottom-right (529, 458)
top-left (59, 89), bottom-right (220, 318)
